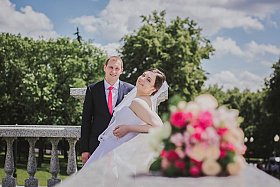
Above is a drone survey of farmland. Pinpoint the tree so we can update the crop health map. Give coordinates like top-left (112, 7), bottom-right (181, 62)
top-left (0, 33), bottom-right (107, 125)
top-left (0, 32), bottom-right (108, 164)
top-left (119, 10), bottom-right (214, 113)
top-left (263, 58), bottom-right (280, 157)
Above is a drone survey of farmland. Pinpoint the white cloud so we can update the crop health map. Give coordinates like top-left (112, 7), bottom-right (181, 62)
top-left (204, 70), bottom-right (264, 92)
top-left (0, 0), bottom-right (59, 39)
top-left (246, 41), bottom-right (280, 56)
top-left (91, 42), bottom-right (121, 56)
top-left (212, 37), bottom-right (280, 60)
top-left (69, 0), bottom-right (280, 42)
top-left (212, 37), bottom-right (245, 57)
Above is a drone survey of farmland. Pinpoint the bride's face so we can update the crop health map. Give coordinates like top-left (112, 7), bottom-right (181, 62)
top-left (136, 71), bottom-right (156, 95)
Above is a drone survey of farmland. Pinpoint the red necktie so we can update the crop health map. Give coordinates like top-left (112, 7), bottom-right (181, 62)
top-left (108, 86), bottom-right (114, 115)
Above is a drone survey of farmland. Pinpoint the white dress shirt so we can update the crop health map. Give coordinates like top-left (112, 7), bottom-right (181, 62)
top-left (104, 78), bottom-right (119, 112)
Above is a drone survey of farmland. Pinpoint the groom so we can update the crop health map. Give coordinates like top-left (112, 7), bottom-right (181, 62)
top-left (80, 56), bottom-right (134, 163)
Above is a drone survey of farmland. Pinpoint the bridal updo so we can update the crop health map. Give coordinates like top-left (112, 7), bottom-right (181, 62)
top-left (145, 68), bottom-right (166, 96)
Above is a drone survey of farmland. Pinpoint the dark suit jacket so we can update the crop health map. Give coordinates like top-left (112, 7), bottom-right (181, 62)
top-left (80, 80), bottom-right (134, 154)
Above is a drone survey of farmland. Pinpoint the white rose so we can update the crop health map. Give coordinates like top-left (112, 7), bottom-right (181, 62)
top-left (194, 94), bottom-right (218, 110)
top-left (177, 101), bottom-right (188, 111)
top-left (186, 125), bottom-right (195, 134)
top-left (213, 116), bottom-right (221, 128)
top-left (188, 144), bottom-right (205, 162)
top-left (149, 136), bottom-right (162, 150)
top-left (216, 106), bottom-right (228, 122)
top-left (202, 159), bottom-right (221, 176)
top-left (149, 127), bottom-right (161, 140)
top-left (185, 101), bottom-right (200, 116)
top-left (205, 145), bottom-right (220, 160)
top-left (149, 127), bottom-right (163, 150)
top-left (160, 122), bottom-right (172, 139)
top-left (223, 128), bottom-right (243, 143)
top-left (170, 105), bottom-right (177, 112)
top-left (226, 155), bottom-right (245, 175)
top-left (228, 109), bottom-right (239, 120)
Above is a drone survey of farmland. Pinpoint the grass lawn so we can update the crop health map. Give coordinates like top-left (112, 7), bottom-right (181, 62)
top-left (0, 152), bottom-right (83, 186)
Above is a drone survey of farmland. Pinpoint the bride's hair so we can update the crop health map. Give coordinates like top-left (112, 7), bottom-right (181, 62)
top-left (145, 68), bottom-right (166, 96)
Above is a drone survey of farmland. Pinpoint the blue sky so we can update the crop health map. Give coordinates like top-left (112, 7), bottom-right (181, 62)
top-left (2, 0), bottom-right (280, 92)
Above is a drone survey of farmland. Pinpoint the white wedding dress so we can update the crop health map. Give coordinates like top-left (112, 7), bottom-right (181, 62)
top-left (82, 105), bottom-right (149, 168)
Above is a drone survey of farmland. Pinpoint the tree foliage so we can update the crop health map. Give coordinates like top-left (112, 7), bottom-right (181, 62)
top-left (262, 58), bottom-right (280, 156)
top-left (119, 10), bottom-right (214, 106)
top-left (0, 33), bottom-right (107, 125)
top-left (265, 58), bottom-right (280, 131)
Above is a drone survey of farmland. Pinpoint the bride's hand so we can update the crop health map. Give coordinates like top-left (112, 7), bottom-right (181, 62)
top-left (113, 125), bottom-right (129, 138)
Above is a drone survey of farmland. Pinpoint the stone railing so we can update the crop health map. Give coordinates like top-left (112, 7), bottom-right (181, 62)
top-left (0, 125), bottom-right (80, 187)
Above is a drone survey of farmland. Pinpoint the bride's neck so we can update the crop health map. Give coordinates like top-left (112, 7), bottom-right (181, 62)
top-left (136, 91), bottom-right (151, 98)
top-left (136, 90), bottom-right (151, 97)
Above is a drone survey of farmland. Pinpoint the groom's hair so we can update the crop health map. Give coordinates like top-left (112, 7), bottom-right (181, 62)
top-left (145, 68), bottom-right (166, 96)
top-left (105, 56), bottom-right (123, 68)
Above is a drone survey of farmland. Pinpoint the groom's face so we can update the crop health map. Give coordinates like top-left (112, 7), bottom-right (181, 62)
top-left (104, 59), bottom-right (123, 85)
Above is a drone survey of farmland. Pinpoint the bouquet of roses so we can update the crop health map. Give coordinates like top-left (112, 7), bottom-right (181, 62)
top-left (149, 94), bottom-right (247, 177)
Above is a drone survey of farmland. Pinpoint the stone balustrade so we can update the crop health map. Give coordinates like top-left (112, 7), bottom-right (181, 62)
top-left (0, 125), bottom-right (80, 187)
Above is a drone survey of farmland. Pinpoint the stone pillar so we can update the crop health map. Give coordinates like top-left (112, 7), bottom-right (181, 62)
top-left (66, 138), bottom-right (78, 175)
top-left (2, 137), bottom-right (17, 187)
top-left (47, 138), bottom-right (62, 187)
top-left (25, 137), bottom-right (39, 187)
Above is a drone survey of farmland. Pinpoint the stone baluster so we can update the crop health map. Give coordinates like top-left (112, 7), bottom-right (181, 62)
top-left (47, 138), bottom-right (62, 187)
top-left (25, 137), bottom-right (39, 187)
top-left (2, 137), bottom-right (17, 187)
top-left (66, 138), bottom-right (79, 175)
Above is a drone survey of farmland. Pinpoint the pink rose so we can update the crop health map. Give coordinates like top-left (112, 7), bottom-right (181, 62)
top-left (160, 150), bottom-right (168, 157)
top-left (185, 112), bottom-right (193, 122)
top-left (190, 166), bottom-right (200, 176)
top-left (175, 160), bottom-right (186, 171)
top-left (190, 159), bottom-right (202, 168)
top-left (170, 111), bottom-right (189, 128)
top-left (217, 128), bottom-right (228, 135)
top-left (166, 150), bottom-right (180, 161)
top-left (170, 133), bottom-right (184, 147)
top-left (220, 141), bottom-right (228, 150)
top-left (220, 149), bottom-right (226, 158)
top-left (227, 143), bottom-right (235, 151)
top-left (197, 111), bottom-right (213, 128)
top-left (192, 126), bottom-right (204, 140)
top-left (175, 147), bottom-right (185, 158)
top-left (161, 158), bottom-right (170, 169)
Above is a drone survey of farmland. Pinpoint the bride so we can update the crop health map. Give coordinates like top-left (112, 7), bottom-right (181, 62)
top-left (81, 68), bottom-right (168, 174)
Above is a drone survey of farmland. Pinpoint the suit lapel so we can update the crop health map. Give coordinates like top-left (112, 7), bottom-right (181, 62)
top-left (116, 81), bottom-right (124, 107)
top-left (97, 80), bottom-right (110, 115)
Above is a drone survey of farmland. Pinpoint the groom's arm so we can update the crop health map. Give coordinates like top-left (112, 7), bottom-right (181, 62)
top-left (113, 124), bottom-right (152, 138)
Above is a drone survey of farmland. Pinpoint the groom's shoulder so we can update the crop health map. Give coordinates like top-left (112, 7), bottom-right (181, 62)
top-left (88, 80), bottom-right (103, 89)
top-left (120, 81), bottom-right (134, 90)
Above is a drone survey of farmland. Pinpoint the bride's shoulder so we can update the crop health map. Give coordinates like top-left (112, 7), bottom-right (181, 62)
top-left (130, 96), bottom-right (152, 110)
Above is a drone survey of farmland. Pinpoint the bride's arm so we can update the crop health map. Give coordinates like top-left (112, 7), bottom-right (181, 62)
top-left (130, 98), bottom-right (163, 127)
top-left (113, 98), bottom-right (163, 138)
